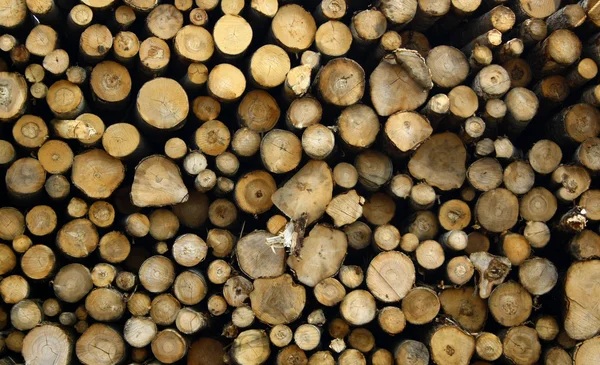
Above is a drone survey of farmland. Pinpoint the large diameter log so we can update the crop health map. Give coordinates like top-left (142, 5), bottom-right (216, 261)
top-left (317, 58), bottom-right (365, 107)
top-left (408, 132), bottom-right (466, 191)
top-left (440, 287), bottom-right (487, 332)
top-left (475, 188), bottom-right (519, 232)
top-left (72, 149), bottom-right (124, 199)
top-left (366, 251), bottom-right (415, 303)
top-left (429, 325), bottom-right (475, 365)
top-left (564, 260), bottom-right (600, 340)
top-left (131, 155), bottom-right (188, 207)
top-left (370, 51), bottom-right (433, 116)
top-left (76, 323), bottom-right (126, 365)
top-left (288, 224), bottom-right (347, 287)
top-left (136, 78), bottom-right (188, 131)
top-left (0, 72), bottom-right (27, 122)
top-left (237, 231), bottom-right (285, 279)
top-left (271, 4), bottom-right (317, 53)
top-left (22, 324), bottom-right (72, 365)
top-left (272, 160), bottom-right (333, 225)
top-left (230, 330), bottom-right (270, 365)
top-left (250, 274), bottom-right (306, 325)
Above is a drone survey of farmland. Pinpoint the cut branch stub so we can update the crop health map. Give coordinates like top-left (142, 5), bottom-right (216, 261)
top-left (250, 274), bottom-right (306, 325)
top-left (408, 132), bottom-right (467, 191)
top-left (271, 160), bottom-right (333, 225)
top-left (470, 252), bottom-right (512, 299)
top-left (131, 155), bottom-right (189, 207)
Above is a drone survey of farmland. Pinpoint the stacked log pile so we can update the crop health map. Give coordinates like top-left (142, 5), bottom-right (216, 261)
top-left (1, 0), bottom-right (600, 364)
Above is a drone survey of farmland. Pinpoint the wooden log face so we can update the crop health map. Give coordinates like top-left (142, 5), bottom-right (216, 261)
top-left (288, 224), bottom-right (347, 286)
top-left (250, 274), bottom-right (306, 325)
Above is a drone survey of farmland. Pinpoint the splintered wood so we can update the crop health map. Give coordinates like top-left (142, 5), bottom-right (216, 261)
top-left (1, 0), bottom-right (600, 364)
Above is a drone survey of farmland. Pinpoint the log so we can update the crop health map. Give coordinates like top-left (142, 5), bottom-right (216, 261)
top-left (76, 324), bottom-right (126, 365)
top-left (501, 326), bottom-right (541, 365)
top-left (22, 324), bottom-right (72, 365)
top-left (250, 274), bottom-right (305, 325)
top-left (429, 325), bottom-right (475, 365)
top-left (131, 155), bottom-right (188, 207)
top-left (340, 290), bottom-right (377, 325)
top-left (370, 51), bottom-right (432, 116)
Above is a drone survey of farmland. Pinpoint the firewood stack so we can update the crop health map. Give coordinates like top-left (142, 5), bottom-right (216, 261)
top-left (1, 0), bottom-right (600, 364)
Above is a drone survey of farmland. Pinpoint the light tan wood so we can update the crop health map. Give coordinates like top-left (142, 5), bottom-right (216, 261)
top-left (213, 15), bottom-right (252, 59)
top-left (489, 281), bottom-right (532, 327)
top-left (440, 286), bottom-right (487, 332)
top-left (22, 325), bottom-right (72, 365)
top-left (230, 329), bottom-right (270, 365)
top-left (152, 329), bottom-right (187, 364)
top-left (370, 51), bottom-right (432, 116)
top-left (502, 326), bottom-right (541, 365)
top-left (250, 274), bottom-right (305, 325)
top-left (340, 290), bottom-right (377, 326)
top-left (409, 133), bottom-right (467, 191)
top-left (366, 251), bottom-right (415, 303)
top-left (318, 57), bottom-right (365, 107)
top-left (271, 4), bottom-right (317, 53)
top-left (138, 37), bottom-right (170, 77)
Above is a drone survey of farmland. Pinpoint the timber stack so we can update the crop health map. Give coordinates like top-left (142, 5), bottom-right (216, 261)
top-left (1, 0), bottom-right (600, 364)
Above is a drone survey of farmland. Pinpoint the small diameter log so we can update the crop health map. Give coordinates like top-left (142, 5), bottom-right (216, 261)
top-left (370, 51), bottom-right (432, 116)
top-left (440, 287), bottom-right (487, 332)
top-left (22, 325), bottom-right (72, 365)
top-left (237, 231), bottom-right (285, 279)
top-left (237, 90), bottom-right (280, 133)
top-left (21, 244), bottom-right (55, 280)
top-left (294, 324), bottom-right (321, 351)
top-left (180, 63), bottom-right (208, 92)
top-left (377, 0), bottom-right (418, 27)
top-left (489, 281), bottom-right (532, 327)
top-left (79, 24), bottom-right (113, 63)
top-left (102, 123), bottom-right (145, 161)
top-left (0, 275), bottom-right (29, 304)
top-left (461, 30), bottom-right (502, 56)
top-left (302, 124), bottom-right (335, 160)
top-left (475, 333), bottom-right (502, 362)
top-left (429, 325), bottom-right (475, 365)
top-left (90, 61), bottom-right (131, 110)
top-left (72, 149), bottom-right (124, 199)
top-left (415, 240), bottom-right (445, 270)
top-left (394, 340), bottom-right (429, 365)
top-left (385, 111), bottom-right (433, 155)
top-left (42, 49), bottom-right (69, 77)
top-left (447, 85), bottom-right (479, 124)
top-left (146, 4), bottom-right (183, 40)
top-left (504, 87), bottom-right (539, 136)
top-left (340, 290), bottom-right (377, 326)
top-left (420, 93), bottom-right (449, 128)
top-left (519, 257), bottom-right (558, 296)
top-left (500, 232), bottom-right (531, 266)
top-left (405, 210), bottom-right (439, 240)
top-left (337, 104), bottom-right (379, 150)
top-left (271, 4), bottom-right (317, 53)
top-left (366, 251), bottom-right (415, 303)
top-left (456, 5), bottom-right (515, 47)
top-left (495, 38), bottom-right (524, 63)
